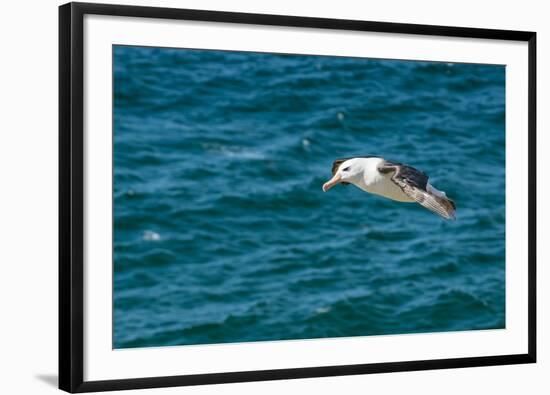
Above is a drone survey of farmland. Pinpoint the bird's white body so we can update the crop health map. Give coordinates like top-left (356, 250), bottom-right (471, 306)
top-left (352, 158), bottom-right (414, 202)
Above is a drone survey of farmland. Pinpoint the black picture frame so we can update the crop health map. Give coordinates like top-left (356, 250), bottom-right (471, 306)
top-left (59, 2), bottom-right (537, 392)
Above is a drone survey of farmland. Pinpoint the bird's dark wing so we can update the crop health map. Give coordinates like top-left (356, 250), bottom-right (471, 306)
top-left (378, 160), bottom-right (456, 220)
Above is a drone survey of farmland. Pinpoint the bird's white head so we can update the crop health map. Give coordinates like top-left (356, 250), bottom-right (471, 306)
top-left (322, 157), bottom-right (368, 192)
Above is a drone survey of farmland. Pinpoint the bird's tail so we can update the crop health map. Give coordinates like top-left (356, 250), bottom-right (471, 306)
top-left (427, 183), bottom-right (446, 198)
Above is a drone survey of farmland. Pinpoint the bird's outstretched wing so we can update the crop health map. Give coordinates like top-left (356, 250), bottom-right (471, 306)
top-left (378, 160), bottom-right (456, 220)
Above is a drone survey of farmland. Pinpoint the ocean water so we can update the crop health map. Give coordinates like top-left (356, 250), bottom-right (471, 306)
top-left (113, 45), bottom-right (505, 349)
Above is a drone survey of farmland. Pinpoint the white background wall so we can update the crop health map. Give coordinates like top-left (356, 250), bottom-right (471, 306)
top-left (0, 0), bottom-right (546, 393)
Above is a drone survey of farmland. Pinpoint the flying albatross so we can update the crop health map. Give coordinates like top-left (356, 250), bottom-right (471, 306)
top-left (322, 156), bottom-right (456, 219)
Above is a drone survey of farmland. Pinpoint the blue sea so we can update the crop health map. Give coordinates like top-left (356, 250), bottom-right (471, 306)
top-left (113, 45), bottom-right (505, 349)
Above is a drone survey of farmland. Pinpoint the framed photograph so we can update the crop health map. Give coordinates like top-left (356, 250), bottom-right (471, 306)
top-left (59, 2), bottom-right (536, 392)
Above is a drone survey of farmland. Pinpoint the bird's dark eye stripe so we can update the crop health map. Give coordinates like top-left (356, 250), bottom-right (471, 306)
top-left (343, 166), bottom-right (351, 171)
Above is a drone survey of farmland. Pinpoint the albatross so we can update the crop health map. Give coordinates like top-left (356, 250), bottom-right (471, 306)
top-left (322, 156), bottom-right (456, 219)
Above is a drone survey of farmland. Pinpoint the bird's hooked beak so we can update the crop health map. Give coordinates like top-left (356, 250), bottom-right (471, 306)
top-left (322, 173), bottom-right (342, 192)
